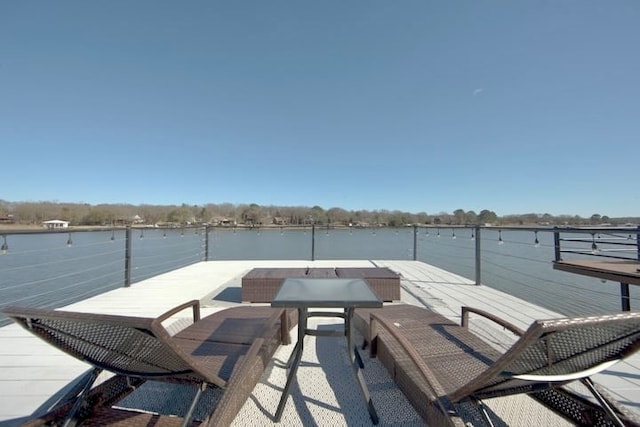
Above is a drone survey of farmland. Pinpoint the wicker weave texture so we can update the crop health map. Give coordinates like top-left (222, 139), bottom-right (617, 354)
top-left (241, 268), bottom-right (308, 302)
top-left (355, 303), bottom-right (640, 426)
top-left (336, 267), bottom-right (401, 301)
top-left (82, 407), bottom-right (202, 426)
top-left (241, 267), bottom-right (401, 302)
top-left (2, 303), bottom-right (295, 427)
top-left (454, 311), bottom-right (640, 401)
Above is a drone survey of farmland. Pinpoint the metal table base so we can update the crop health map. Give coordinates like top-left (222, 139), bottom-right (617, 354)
top-left (274, 306), bottom-right (378, 424)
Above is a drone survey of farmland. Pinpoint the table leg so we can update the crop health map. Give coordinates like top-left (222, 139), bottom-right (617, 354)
top-left (284, 340), bottom-right (301, 370)
top-left (274, 307), bottom-right (307, 422)
top-left (346, 308), bottom-right (379, 424)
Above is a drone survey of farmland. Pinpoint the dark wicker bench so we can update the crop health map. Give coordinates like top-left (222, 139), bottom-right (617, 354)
top-left (335, 267), bottom-right (401, 301)
top-left (241, 267), bottom-right (400, 303)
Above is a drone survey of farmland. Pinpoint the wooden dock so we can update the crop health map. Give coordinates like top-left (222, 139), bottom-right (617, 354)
top-left (1, 260), bottom-right (639, 425)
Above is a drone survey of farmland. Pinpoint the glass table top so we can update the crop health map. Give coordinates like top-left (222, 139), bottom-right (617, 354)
top-left (271, 278), bottom-right (382, 308)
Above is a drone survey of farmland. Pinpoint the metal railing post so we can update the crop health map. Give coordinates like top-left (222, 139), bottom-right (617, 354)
top-left (621, 283), bottom-right (631, 311)
top-left (637, 226), bottom-right (640, 261)
top-left (124, 226), bottom-right (132, 287)
top-left (311, 224), bottom-right (315, 261)
top-left (622, 226), bottom-right (640, 311)
top-left (475, 226), bottom-right (481, 286)
top-left (204, 225), bottom-right (210, 261)
top-left (413, 225), bottom-right (418, 261)
top-left (554, 227), bottom-right (561, 261)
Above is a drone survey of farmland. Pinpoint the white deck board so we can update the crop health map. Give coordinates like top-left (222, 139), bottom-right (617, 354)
top-left (1, 260), bottom-right (639, 425)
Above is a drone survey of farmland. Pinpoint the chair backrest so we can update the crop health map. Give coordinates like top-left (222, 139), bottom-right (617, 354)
top-left (2, 306), bottom-right (202, 381)
top-left (451, 310), bottom-right (640, 401)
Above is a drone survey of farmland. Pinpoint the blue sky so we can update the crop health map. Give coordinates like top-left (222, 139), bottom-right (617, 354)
top-left (1, 1), bottom-right (638, 217)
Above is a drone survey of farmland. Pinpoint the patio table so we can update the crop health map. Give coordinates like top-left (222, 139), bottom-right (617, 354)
top-left (271, 278), bottom-right (382, 424)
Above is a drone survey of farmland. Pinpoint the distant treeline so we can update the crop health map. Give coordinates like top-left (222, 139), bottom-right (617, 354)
top-left (0, 200), bottom-right (636, 228)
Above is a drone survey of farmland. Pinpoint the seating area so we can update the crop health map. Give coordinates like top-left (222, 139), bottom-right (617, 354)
top-left (2, 302), bottom-right (297, 427)
top-left (241, 266), bottom-right (401, 302)
top-left (4, 259), bottom-right (640, 426)
top-left (354, 304), bottom-right (640, 427)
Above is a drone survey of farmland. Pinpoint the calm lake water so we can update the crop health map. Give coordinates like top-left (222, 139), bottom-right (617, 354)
top-left (0, 227), bottom-right (637, 326)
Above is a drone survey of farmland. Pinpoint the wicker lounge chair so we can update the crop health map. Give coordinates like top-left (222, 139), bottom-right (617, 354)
top-left (356, 304), bottom-right (640, 426)
top-left (2, 302), bottom-right (295, 427)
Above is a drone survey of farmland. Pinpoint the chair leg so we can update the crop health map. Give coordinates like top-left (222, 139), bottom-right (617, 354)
top-left (62, 367), bottom-right (102, 427)
top-left (473, 398), bottom-right (496, 427)
top-left (182, 382), bottom-right (207, 427)
top-left (581, 378), bottom-right (626, 427)
top-left (354, 347), bottom-right (365, 369)
top-left (43, 369), bottom-right (99, 413)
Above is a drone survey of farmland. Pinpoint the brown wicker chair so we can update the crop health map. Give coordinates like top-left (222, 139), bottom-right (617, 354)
top-left (2, 302), bottom-right (295, 427)
top-left (359, 304), bottom-right (640, 426)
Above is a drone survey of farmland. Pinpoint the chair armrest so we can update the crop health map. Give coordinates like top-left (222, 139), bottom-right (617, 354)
top-left (461, 306), bottom-right (524, 336)
top-left (157, 300), bottom-right (201, 323)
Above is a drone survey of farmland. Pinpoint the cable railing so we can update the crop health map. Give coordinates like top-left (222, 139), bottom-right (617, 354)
top-left (0, 226), bottom-right (204, 326)
top-left (551, 227), bottom-right (640, 311)
top-left (1, 224), bottom-right (638, 327)
top-left (554, 228), bottom-right (640, 261)
top-left (410, 225), bottom-right (639, 316)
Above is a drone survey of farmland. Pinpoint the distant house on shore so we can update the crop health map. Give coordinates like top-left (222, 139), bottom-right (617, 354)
top-left (0, 215), bottom-right (15, 224)
top-left (114, 215), bottom-right (145, 226)
top-left (43, 220), bottom-right (69, 229)
top-left (272, 216), bottom-right (288, 226)
top-left (210, 217), bottom-right (236, 227)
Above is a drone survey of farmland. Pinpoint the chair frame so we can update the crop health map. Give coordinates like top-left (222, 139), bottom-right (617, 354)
top-left (3, 301), bottom-right (292, 427)
top-left (367, 305), bottom-right (640, 426)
